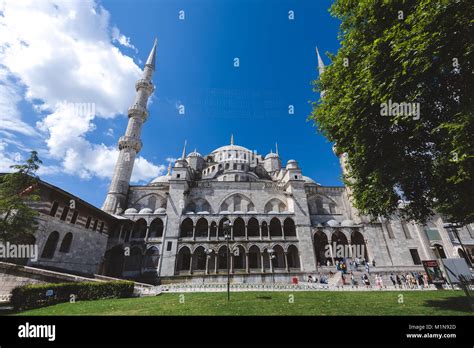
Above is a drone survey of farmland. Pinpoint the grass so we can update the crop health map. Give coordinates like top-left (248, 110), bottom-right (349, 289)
top-left (11, 290), bottom-right (473, 316)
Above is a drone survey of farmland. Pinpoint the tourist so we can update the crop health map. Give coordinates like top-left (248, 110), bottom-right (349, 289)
top-left (423, 272), bottom-right (429, 286)
top-left (307, 275), bottom-right (314, 283)
top-left (326, 259), bottom-right (331, 267)
top-left (372, 259), bottom-right (376, 267)
top-left (389, 273), bottom-right (396, 287)
top-left (396, 274), bottom-right (402, 289)
top-left (365, 263), bottom-right (370, 275)
top-left (350, 272), bottom-right (357, 288)
top-left (375, 274), bottom-right (381, 290)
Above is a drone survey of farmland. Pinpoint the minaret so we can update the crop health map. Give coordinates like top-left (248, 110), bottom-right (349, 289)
top-left (102, 39), bottom-right (158, 213)
top-left (315, 46), bottom-right (326, 98)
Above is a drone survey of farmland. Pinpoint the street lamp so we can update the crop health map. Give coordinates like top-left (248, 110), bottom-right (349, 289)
top-left (223, 220), bottom-right (232, 301)
top-left (443, 222), bottom-right (472, 268)
top-left (268, 248), bottom-right (276, 284)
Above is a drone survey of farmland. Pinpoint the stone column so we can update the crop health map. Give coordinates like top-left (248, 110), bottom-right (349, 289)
top-left (189, 254), bottom-right (193, 275)
top-left (205, 255), bottom-right (209, 275)
top-left (230, 253), bottom-right (234, 273)
top-left (192, 224), bottom-right (196, 241)
top-left (245, 253), bottom-right (249, 273)
top-left (285, 252), bottom-right (289, 272)
top-left (245, 224), bottom-right (248, 240)
top-left (261, 253), bottom-right (265, 273)
top-left (259, 224), bottom-right (263, 240)
top-left (214, 255), bottom-right (218, 274)
top-left (207, 225), bottom-right (210, 241)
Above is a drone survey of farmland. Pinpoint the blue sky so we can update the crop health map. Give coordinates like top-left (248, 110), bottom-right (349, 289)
top-left (0, 0), bottom-right (341, 208)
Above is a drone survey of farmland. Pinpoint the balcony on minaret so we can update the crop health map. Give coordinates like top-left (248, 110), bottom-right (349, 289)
top-left (128, 104), bottom-right (148, 120)
top-left (135, 78), bottom-right (154, 93)
top-left (118, 135), bottom-right (142, 153)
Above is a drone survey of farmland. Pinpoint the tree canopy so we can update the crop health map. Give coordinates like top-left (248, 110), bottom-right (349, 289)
top-left (0, 151), bottom-right (42, 244)
top-left (310, 0), bottom-right (474, 225)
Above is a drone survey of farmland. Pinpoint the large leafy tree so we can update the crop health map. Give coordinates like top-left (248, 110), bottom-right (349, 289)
top-left (310, 0), bottom-right (473, 225)
top-left (0, 151), bottom-right (43, 244)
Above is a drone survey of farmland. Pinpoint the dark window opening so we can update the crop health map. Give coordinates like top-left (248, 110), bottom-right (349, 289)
top-left (167, 241), bottom-right (172, 251)
top-left (50, 202), bottom-right (59, 217)
top-left (409, 249), bottom-right (422, 265)
top-left (70, 211), bottom-right (78, 224)
top-left (60, 206), bottom-right (69, 221)
top-left (85, 216), bottom-right (92, 229)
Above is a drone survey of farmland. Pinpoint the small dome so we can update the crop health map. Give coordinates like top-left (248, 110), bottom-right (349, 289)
top-left (341, 219), bottom-right (354, 227)
top-left (303, 176), bottom-right (316, 184)
top-left (187, 151), bottom-right (202, 158)
top-left (286, 159), bottom-right (299, 169)
top-left (197, 211), bottom-right (210, 214)
top-left (150, 175), bottom-right (171, 184)
top-left (124, 208), bottom-right (138, 214)
top-left (265, 152), bottom-right (279, 160)
top-left (139, 208), bottom-right (153, 214)
top-left (220, 210), bottom-right (231, 214)
top-left (326, 219), bottom-right (340, 227)
top-left (154, 208), bottom-right (166, 214)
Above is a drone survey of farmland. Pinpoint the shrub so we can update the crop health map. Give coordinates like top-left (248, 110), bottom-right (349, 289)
top-left (11, 280), bottom-right (134, 310)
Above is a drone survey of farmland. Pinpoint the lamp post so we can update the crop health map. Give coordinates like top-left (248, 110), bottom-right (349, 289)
top-left (443, 222), bottom-right (472, 268)
top-left (223, 220), bottom-right (232, 301)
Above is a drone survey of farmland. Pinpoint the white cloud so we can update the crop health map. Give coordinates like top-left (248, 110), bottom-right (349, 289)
top-left (0, 0), bottom-right (162, 183)
top-left (112, 26), bottom-right (137, 52)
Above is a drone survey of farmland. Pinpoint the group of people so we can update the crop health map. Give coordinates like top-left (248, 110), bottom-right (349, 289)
top-left (306, 273), bottom-right (329, 285)
top-left (389, 272), bottom-right (430, 289)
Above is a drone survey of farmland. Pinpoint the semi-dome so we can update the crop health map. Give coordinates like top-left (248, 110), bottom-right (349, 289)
top-left (124, 208), bottom-right (138, 214)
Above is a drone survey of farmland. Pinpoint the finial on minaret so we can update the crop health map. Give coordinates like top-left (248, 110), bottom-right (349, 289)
top-left (145, 38), bottom-right (158, 70)
top-left (275, 142), bottom-right (279, 156)
top-left (230, 134), bottom-right (234, 145)
top-left (315, 46), bottom-right (325, 76)
top-left (181, 140), bottom-right (187, 159)
top-left (167, 161), bottom-right (172, 176)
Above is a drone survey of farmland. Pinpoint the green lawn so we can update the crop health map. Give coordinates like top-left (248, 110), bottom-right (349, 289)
top-left (13, 291), bottom-right (473, 316)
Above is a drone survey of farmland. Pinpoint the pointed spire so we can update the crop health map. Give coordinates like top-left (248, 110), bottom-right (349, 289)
top-left (167, 161), bottom-right (172, 176)
top-left (315, 46), bottom-right (325, 76)
top-left (145, 38), bottom-right (158, 70)
top-left (275, 142), bottom-right (279, 156)
top-left (181, 139), bottom-right (187, 159)
top-left (230, 134), bottom-right (234, 145)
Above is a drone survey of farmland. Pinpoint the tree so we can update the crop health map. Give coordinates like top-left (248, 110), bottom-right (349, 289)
top-left (0, 151), bottom-right (43, 244)
top-left (310, 0), bottom-right (474, 225)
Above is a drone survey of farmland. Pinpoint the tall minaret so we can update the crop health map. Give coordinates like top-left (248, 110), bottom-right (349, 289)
top-left (102, 39), bottom-right (158, 213)
top-left (315, 46), bottom-right (325, 98)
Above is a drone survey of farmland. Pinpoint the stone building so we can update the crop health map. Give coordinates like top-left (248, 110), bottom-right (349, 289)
top-left (98, 41), bottom-right (474, 283)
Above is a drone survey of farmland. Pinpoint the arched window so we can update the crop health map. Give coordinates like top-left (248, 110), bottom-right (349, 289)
top-left (218, 218), bottom-right (230, 237)
top-left (248, 245), bottom-right (261, 269)
top-left (283, 218), bottom-right (296, 237)
top-left (144, 247), bottom-right (160, 269)
top-left (180, 218), bottom-right (193, 238)
top-left (287, 245), bottom-right (301, 269)
top-left (192, 246), bottom-right (206, 271)
top-left (247, 218), bottom-right (259, 237)
top-left (195, 218), bottom-right (208, 238)
top-left (271, 245), bottom-right (286, 269)
top-left (314, 230), bottom-right (329, 265)
top-left (41, 231), bottom-right (60, 259)
top-left (233, 218), bottom-right (245, 237)
top-left (177, 246), bottom-right (191, 272)
top-left (59, 232), bottom-right (73, 253)
top-left (261, 221), bottom-right (269, 238)
top-left (270, 218), bottom-right (282, 237)
top-left (132, 219), bottom-right (147, 239)
top-left (149, 218), bottom-right (164, 238)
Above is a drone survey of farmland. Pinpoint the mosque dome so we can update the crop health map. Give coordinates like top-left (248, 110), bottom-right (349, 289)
top-left (265, 152), bottom-right (279, 160)
top-left (187, 150), bottom-right (202, 158)
top-left (326, 219), bottom-right (340, 227)
top-left (150, 175), bottom-right (171, 184)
